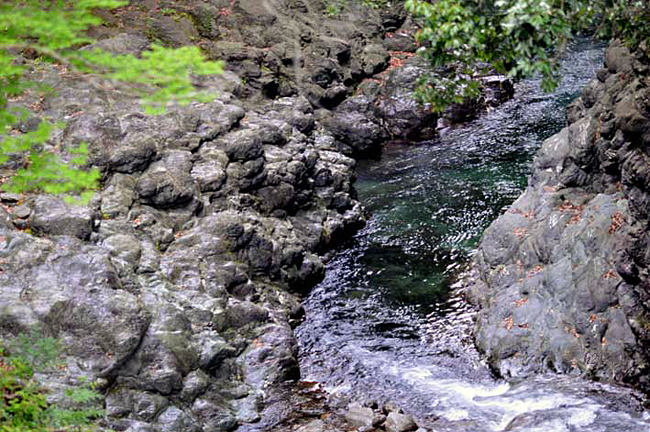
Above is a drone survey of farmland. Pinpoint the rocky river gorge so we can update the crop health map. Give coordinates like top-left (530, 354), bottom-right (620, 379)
top-left (295, 39), bottom-right (650, 431)
top-left (0, 1), bottom-right (649, 431)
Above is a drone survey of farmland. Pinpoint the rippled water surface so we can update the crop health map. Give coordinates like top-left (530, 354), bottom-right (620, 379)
top-left (296, 41), bottom-right (650, 431)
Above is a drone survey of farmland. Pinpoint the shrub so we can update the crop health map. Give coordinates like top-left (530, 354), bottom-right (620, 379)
top-left (405, 0), bottom-right (650, 111)
top-left (0, 331), bottom-right (104, 431)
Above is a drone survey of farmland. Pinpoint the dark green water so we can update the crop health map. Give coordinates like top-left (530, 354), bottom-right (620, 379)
top-left (296, 41), bottom-right (650, 431)
top-left (351, 55), bottom-right (598, 316)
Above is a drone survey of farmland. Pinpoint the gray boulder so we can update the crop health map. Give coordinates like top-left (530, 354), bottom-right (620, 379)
top-left (469, 42), bottom-right (650, 391)
top-left (385, 411), bottom-right (418, 432)
top-left (30, 195), bottom-right (93, 240)
top-left (345, 403), bottom-right (382, 428)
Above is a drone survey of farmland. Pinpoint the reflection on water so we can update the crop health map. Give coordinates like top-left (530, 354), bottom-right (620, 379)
top-left (296, 40), bottom-right (650, 430)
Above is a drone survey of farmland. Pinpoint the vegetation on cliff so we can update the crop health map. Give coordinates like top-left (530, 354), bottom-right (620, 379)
top-left (1, 331), bottom-right (103, 431)
top-left (406, 0), bottom-right (650, 111)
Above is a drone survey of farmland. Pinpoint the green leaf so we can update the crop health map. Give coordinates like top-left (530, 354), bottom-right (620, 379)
top-left (406, 0), bottom-right (648, 109)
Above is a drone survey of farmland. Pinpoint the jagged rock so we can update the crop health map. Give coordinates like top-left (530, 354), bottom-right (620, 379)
top-left (356, 55), bottom-right (513, 141)
top-left (361, 44), bottom-right (390, 76)
top-left (480, 75), bottom-right (515, 107)
top-left (295, 419), bottom-right (325, 432)
top-left (605, 39), bottom-right (635, 74)
top-left (151, 15), bottom-right (199, 47)
top-left (215, 300), bottom-right (269, 330)
top-left (103, 234), bottom-right (141, 264)
top-left (194, 331), bottom-right (237, 370)
top-left (156, 406), bottom-right (201, 432)
top-left (469, 41), bottom-right (650, 392)
top-left (102, 233), bottom-right (142, 285)
top-left (107, 135), bottom-right (158, 174)
top-left (30, 195), bottom-right (93, 240)
top-left (385, 411), bottom-right (418, 432)
top-left (0, 207), bottom-right (11, 229)
top-left (0, 192), bottom-right (24, 203)
top-left (373, 61), bottom-right (438, 140)
top-left (106, 389), bottom-right (169, 421)
top-left (0, 231), bottom-right (150, 375)
top-left (12, 204), bottom-right (30, 219)
top-left (219, 129), bottom-right (265, 162)
top-left (180, 370), bottom-right (210, 403)
top-left (382, 32), bottom-right (418, 52)
top-left (87, 32), bottom-right (150, 56)
top-left (136, 151), bottom-right (196, 208)
top-left (317, 104), bottom-right (387, 158)
top-left (243, 324), bottom-right (299, 389)
top-left (110, 418), bottom-right (157, 432)
top-left (382, 401), bottom-right (402, 415)
top-left (101, 174), bottom-right (136, 217)
top-left (191, 398), bottom-right (237, 432)
top-left (257, 182), bottom-right (295, 213)
top-left (345, 403), bottom-right (381, 428)
top-left (191, 151), bottom-right (228, 193)
top-left (233, 393), bottom-right (262, 423)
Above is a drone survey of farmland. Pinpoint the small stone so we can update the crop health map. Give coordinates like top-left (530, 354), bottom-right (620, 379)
top-left (110, 418), bottom-right (156, 432)
top-left (136, 170), bottom-right (195, 208)
top-left (345, 403), bottom-right (382, 428)
top-left (131, 391), bottom-right (169, 422)
top-left (0, 193), bottom-right (23, 203)
top-left (101, 173), bottom-right (136, 218)
top-left (156, 406), bottom-right (200, 432)
top-left (191, 160), bottom-right (226, 192)
top-left (295, 419), bottom-right (324, 432)
top-left (362, 399), bottom-right (379, 409)
top-left (0, 207), bottom-right (11, 229)
top-left (233, 393), bottom-right (262, 423)
top-left (30, 195), bottom-right (93, 240)
top-left (384, 412), bottom-right (418, 432)
top-left (138, 242), bottom-right (160, 274)
top-left (195, 331), bottom-right (237, 370)
top-left (103, 234), bottom-right (142, 264)
top-left (327, 388), bottom-right (351, 409)
top-left (12, 204), bottom-right (31, 219)
top-left (382, 401), bottom-right (402, 415)
top-left (217, 300), bottom-right (268, 330)
top-left (12, 218), bottom-right (29, 230)
top-left (191, 398), bottom-right (237, 431)
top-left (180, 370), bottom-right (210, 403)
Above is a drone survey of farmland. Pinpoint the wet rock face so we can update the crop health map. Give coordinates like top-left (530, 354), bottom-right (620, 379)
top-left (469, 40), bottom-right (650, 392)
top-left (1, 67), bottom-right (366, 430)
top-left (356, 55), bottom-right (439, 141)
top-left (85, 1), bottom-right (453, 153)
top-left (316, 97), bottom-right (389, 158)
top-left (353, 55), bottom-right (514, 142)
top-left (101, 0), bottom-right (407, 107)
top-left (0, 2), bottom-right (515, 429)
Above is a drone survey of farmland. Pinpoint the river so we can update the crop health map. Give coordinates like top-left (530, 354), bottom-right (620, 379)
top-left (294, 40), bottom-right (650, 431)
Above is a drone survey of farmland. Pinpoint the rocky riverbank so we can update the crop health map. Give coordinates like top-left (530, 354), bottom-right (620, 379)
top-left (0, 1), bottom-right (521, 431)
top-left (469, 40), bottom-right (650, 394)
top-left (2, 73), bottom-right (367, 432)
top-left (0, 3), bottom-right (397, 432)
top-left (0, 2), bottom-right (434, 432)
